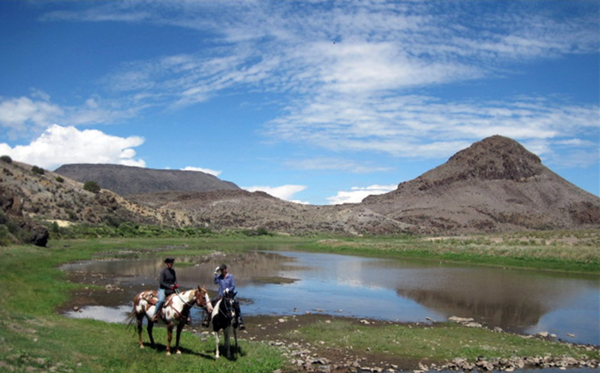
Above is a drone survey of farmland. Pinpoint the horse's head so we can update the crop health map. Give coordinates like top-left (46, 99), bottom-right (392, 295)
top-left (196, 285), bottom-right (213, 313)
top-left (220, 292), bottom-right (236, 320)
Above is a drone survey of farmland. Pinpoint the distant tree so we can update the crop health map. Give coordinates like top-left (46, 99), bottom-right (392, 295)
top-left (31, 165), bottom-right (45, 175)
top-left (0, 155), bottom-right (12, 163)
top-left (83, 181), bottom-right (101, 193)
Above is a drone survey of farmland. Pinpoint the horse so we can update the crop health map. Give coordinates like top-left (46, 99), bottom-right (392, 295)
top-left (127, 285), bottom-right (212, 355)
top-left (209, 291), bottom-right (238, 359)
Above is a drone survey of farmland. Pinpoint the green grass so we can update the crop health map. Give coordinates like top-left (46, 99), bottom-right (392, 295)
top-left (1, 234), bottom-right (598, 372)
top-left (287, 319), bottom-right (598, 363)
top-left (301, 230), bottom-right (600, 274)
top-left (0, 239), bottom-right (285, 373)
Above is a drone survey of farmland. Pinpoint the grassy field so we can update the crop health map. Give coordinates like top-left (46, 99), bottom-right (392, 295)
top-left (0, 233), bottom-right (598, 372)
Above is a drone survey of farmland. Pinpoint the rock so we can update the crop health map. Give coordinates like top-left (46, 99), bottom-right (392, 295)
top-left (536, 331), bottom-right (549, 338)
top-left (30, 226), bottom-right (49, 247)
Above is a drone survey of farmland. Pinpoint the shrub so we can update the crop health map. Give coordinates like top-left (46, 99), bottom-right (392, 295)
top-left (55, 176), bottom-right (64, 183)
top-left (83, 181), bottom-right (101, 193)
top-left (0, 155), bottom-right (12, 163)
top-left (32, 165), bottom-right (45, 175)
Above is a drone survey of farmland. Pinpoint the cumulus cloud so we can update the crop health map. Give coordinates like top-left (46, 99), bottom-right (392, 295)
top-left (0, 124), bottom-right (145, 170)
top-left (182, 166), bottom-right (222, 176)
top-left (0, 96), bottom-right (64, 139)
top-left (326, 184), bottom-right (397, 205)
top-left (243, 184), bottom-right (308, 204)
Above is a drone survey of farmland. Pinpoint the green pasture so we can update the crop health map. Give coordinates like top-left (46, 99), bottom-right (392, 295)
top-left (0, 233), bottom-right (598, 372)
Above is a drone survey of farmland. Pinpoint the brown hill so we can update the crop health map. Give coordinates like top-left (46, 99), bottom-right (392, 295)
top-left (0, 160), bottom-right (187, 235)
top-left (2, 135), bottom-right (599, 239)
top-left (54, 163), bottom-right (240, 196)
top-left (362, 135), bottom-right (600, 233)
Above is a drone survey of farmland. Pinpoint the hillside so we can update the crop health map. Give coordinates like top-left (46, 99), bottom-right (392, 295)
top-left (362, 135), bottom-right (600, 233)
top-left (0, 159), bottom-right (192, 244)
top-left (54, 164), bottom-right (240, 196)
top-left (2, 135), bottom-right (599, 241)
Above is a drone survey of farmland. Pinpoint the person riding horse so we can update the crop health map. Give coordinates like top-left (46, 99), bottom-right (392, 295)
top-left (152, 257), bottom-right (179, 322)
top-left (203, 263), bottom-right (245, 330)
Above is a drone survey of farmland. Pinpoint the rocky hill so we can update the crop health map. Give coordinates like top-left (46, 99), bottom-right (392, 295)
top-left (54, 164), bottom-right (240, 196)
top-left (0, 159), bottom-right (189, 244)
top-left (362, 135), bottom-right (600, 233)
top-left (2, 135), bottom-right (599, 240)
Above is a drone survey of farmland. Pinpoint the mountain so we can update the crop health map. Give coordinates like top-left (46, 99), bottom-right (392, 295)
top-left (362, 135), bottom-right (600, 233)
top-left (2, 135), bottom-right (599, 241)
top-left (54, 164), bottom-right (240, 196)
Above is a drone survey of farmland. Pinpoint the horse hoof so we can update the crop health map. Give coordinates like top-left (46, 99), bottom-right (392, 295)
top-left (166, 352), bottom-right (171, 356)
top-left (139, 345), bottom-right (144, 349)
top-left (176, 350), bottom-right (182, 355)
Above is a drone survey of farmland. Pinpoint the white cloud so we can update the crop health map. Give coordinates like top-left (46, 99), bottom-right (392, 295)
top-left (326, 184), bottom-right (397, 205)
top-left (266, 94), bottom-right (599, 160)
top-left (0, 124), bottom-right (145, 170)
top-left (0, 96), bottom-right (64, 139)
top-left (182, 166), bottom-right (221, 176)
top-left (243, 184), bottom-right (307, 203)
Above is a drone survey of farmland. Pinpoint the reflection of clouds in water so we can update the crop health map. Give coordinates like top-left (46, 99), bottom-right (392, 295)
top-left (60, 248), bottom-right (600, 345)
top-left (65, 305), bottom-right (131, 324)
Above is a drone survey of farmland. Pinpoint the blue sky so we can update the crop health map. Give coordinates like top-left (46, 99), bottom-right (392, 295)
top-left (0, 1), bottom-right (598, 205)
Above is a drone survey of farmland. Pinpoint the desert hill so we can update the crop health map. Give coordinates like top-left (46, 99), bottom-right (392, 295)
top-left (1, 135), bottom-right (599, 243)
top-left (362, 135), bottom-right (600, 233)
top-left (54, 163), bottom-right (240, 196)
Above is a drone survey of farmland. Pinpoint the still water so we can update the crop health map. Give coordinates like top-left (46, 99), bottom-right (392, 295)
top-left (61, 248), bottom-right (600, 346)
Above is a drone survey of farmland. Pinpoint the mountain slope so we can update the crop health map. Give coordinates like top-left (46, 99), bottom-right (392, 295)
top-left (54, 164), bottom-right (240, 196)
top-left (362, 135), bottom-right (600, 233)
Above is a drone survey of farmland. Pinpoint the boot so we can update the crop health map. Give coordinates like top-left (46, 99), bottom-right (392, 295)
top-left (202, 313), bottom-right (210, 327)
top-left (238, 316), bottom-right (245, 330)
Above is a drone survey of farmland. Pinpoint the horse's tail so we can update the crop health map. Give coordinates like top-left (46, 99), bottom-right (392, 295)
top-left (125, 307), bottom-right (137, 326)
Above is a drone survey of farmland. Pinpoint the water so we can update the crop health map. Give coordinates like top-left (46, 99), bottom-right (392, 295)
top-left (60, 248), bottom-right (600, 346)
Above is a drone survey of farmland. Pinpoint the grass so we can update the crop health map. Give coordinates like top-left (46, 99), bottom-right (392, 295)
top-left (287, 319), bottom-right (599, 363)
top-left (0, 233), bottom-right (598, 372)
top-left (303, 230), bottom-right (600, 274)
top-left (0, 238), bottom-right (285, 373)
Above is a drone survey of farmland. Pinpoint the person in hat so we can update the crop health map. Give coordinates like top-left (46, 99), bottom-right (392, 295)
top-left (152, 258), bottom-right (179, 322)
top-left (202, 264), bottom-right (245, 329)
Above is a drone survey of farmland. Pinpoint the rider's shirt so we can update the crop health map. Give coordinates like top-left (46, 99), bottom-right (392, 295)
top-left (159, 267), bottom-right (177, 295)
top-left (214, 273), bottom-right (236, 297)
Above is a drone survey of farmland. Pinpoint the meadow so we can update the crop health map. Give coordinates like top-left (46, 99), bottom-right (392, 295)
top-left (0, 232), bottom-right (598, 372)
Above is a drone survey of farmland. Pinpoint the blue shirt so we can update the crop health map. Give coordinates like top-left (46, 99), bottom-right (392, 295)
top-left (214, 273), bottom-right (236, 297)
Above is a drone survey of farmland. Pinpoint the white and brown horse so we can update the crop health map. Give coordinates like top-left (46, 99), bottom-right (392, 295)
top-left (127, 285), bottom-right (212, 355)
top-left (209, 291), bottom-right (238, 359)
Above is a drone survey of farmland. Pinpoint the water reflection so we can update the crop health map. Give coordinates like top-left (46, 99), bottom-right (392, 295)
top-left (60, 249), bottom-right (600, 346)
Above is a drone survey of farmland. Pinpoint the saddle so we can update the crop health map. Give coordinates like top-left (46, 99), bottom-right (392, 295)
top-left (142, 290), bottom-right (176, 306)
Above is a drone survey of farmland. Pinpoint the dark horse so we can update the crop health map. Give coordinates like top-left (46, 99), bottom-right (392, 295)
top-left (209, 291), bottom-right (238, 359)
top-left (127, 285), bottom-right (212, 355)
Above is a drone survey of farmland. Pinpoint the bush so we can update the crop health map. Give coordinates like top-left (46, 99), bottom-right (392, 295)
top-left (55, 176), bottom-right (64, 183)
top-left (83, 181), bottom-right (101, 193)
top-left (0, 155), bottom-right (12, 163)
top-left (32, 165), bottom-right (45, 175)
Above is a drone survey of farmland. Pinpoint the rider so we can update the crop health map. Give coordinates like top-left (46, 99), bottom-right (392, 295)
top-left (152, 257), bottom-right (179, 322)
top-left (202, 263), bottom-right (245, 330)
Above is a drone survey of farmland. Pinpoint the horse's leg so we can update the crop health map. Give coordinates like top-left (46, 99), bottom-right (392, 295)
top-left (166, 325), bottom-right (173, 356)
top-left (136, 313), bottom-right (144, 348)
top-left (214, 331), bottom-right (220, 359)
top-left (147, 319), bottom-right (156, 348)
top-left (233, 326), bottom-right (238, 355)
top-left (174, 323), bottom-right (183, 355)
top-left (225, 326), bottom-right (231, 359)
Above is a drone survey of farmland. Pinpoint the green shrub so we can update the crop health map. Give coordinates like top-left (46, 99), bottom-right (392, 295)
top-left (83, 181), bottom-right (101, 193)
top-left (55, 176), bottom-right (64, 183)
top-left (31, 165), bottom-right (45, 175)
top-left (0, 155), bottom-right (12, 163)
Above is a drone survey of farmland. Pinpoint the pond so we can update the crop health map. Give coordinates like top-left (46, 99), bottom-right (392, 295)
top-left (60, 246), bottom-right (600, 346)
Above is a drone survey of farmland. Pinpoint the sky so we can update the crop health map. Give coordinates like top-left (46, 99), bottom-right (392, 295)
top-left (0, 1), bottom-right (598, 205)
